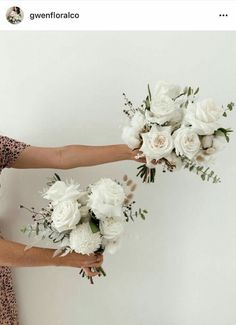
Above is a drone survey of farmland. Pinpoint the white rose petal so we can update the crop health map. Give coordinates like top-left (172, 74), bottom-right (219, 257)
top-left (88, 178), bottom-right (125, 220)
top-left (100, 218), bottom-right (124, 240)
top-left (70, 223), bottom-right (102, 255)
top-left (103, 238), bottom-right (122, 255)
top-left (184, 99), bottom-right (223, 135)
top-left (148, 94), bottom-right (180, 125)
top-left (155, 80), bottom-right (182, 99)
top-left (43, 181), bottom-right (81, 204)
top-left (140, 125), bottom-right (174, 161)
top-left (51, 200), bottom-right (81, 233)
top-left (174, 127), bottom-right (201, 160)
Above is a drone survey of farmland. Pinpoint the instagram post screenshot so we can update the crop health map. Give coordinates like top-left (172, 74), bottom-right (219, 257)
top-left (0, 1), bottom-right (236, 324)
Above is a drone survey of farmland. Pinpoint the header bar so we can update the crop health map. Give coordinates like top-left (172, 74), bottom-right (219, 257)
top-left (0, 1), bottom-right (235, 31)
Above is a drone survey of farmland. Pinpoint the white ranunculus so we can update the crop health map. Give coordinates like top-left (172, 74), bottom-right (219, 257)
top-left (70, 223), bottom-right (102, 255)
top-left (51, 200), bottom-right (81, 233)
top-left (173, 127), bottom-right (201, 160)
top-left (147, 94), bottom-right (180, 125)
top-left (88, 178), bottom-right (125, 220)
top-left (100, 218), bottom-right (124, 240)
top-left (201, 135), bottom-right (214, 149)
top-left (155, 80), bottom-right (182, 99)
top-left (140, 125), bottom-right (174, 162)
top-left (184, 99), bottom-right (223, 135)
top-left (121, 126), bottom-right (141, 149)
top-left (43, 181), bottom-right (81, 205)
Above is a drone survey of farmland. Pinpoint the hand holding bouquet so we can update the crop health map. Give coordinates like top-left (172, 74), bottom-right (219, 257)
top-left (21, 174), bottom-right (147, 284)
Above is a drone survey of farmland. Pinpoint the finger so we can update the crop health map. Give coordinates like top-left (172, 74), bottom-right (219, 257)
top-left (151, 159), bottom-right (158, 165)
top-left (95, 254), bottom-right (103, 262)
top-left (83, 258), bottom-right (102, 267)
top-left (83, 267), bottom-right (99, 277)
top-left (90, 261), bottom-right (103, 268)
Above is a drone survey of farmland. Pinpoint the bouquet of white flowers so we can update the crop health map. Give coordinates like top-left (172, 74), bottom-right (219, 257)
top-left (21, 174), bottom-right (147, 284)
top-left (122, 81), bottom-right (234, 183)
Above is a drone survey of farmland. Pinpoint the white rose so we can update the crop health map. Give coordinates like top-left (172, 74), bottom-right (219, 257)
top-left (140, 125), bottom-right (174, 162)
top-left (155, 80), bottom-right (182, 99)
top-left (43, 181), bottom-right (81, 205)
top-left (88, 178), bottom-right (125, 220)
top-left (184, 99), bottom-right (223, 135)
top-left (147, 94), bottom-right (181, 125)
top-left (70, 223), bottom-right (102, 255)
top-left (100, 218), bottom-right (124, 240)
top-left (51, 200), bottom-right (81, 233)
top-left (173, 127), bottom-right (201, 160)
top-left (122, 126), bottom-right (141, 149)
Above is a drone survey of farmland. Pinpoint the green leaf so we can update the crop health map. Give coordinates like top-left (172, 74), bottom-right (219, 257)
top-left (36, 223), bottom-right (39, 236)
top-left (20, 226), bottom-right (27, 233)
top-left (140, 213), bottom-right (146, 220)
top-left (227, 102), bottom-right (235, 111)
top-left (54, 173), bottom-right (61, 181)
top-left (89, 220), bottom-right (100, 233)
top-left (201, 174), bottom-right (206, 181)
top-left (194, 87), bottom-right (199, 95)
top-left (147, 84), bottom-right (152, 101)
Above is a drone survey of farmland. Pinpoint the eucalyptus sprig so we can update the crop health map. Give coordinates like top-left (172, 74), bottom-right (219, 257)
top-left (181, 156), bottom-right (221, 183)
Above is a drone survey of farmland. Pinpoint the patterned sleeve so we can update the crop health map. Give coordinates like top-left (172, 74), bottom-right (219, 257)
top-left (0, 135), bottom-right (31, 170)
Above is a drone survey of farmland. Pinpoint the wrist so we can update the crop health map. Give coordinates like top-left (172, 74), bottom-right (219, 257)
top-left (118, 144), bottom-right (132, 160)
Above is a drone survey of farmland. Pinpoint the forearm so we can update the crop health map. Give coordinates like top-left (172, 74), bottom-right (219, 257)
top-left (60, 144), bottom-right (132, 169)
top-left (0, 238), bottom-right (60, 267)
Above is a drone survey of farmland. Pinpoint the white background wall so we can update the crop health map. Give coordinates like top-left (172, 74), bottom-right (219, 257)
top-left (0, 32), bottom-right (236, 325)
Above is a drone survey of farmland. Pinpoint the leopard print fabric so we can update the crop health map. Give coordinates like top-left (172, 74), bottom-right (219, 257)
top-left (0, 135), bottom-right (31, 324)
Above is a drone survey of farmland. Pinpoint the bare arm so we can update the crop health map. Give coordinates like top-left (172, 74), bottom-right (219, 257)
top-left (0, 238), bottom-right (103, 269)
top-left (9, 143), bottom-right (145, 169)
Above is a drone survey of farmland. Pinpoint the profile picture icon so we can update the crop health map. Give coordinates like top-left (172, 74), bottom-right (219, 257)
top-left (6, 6), bottom-right (24, 25)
